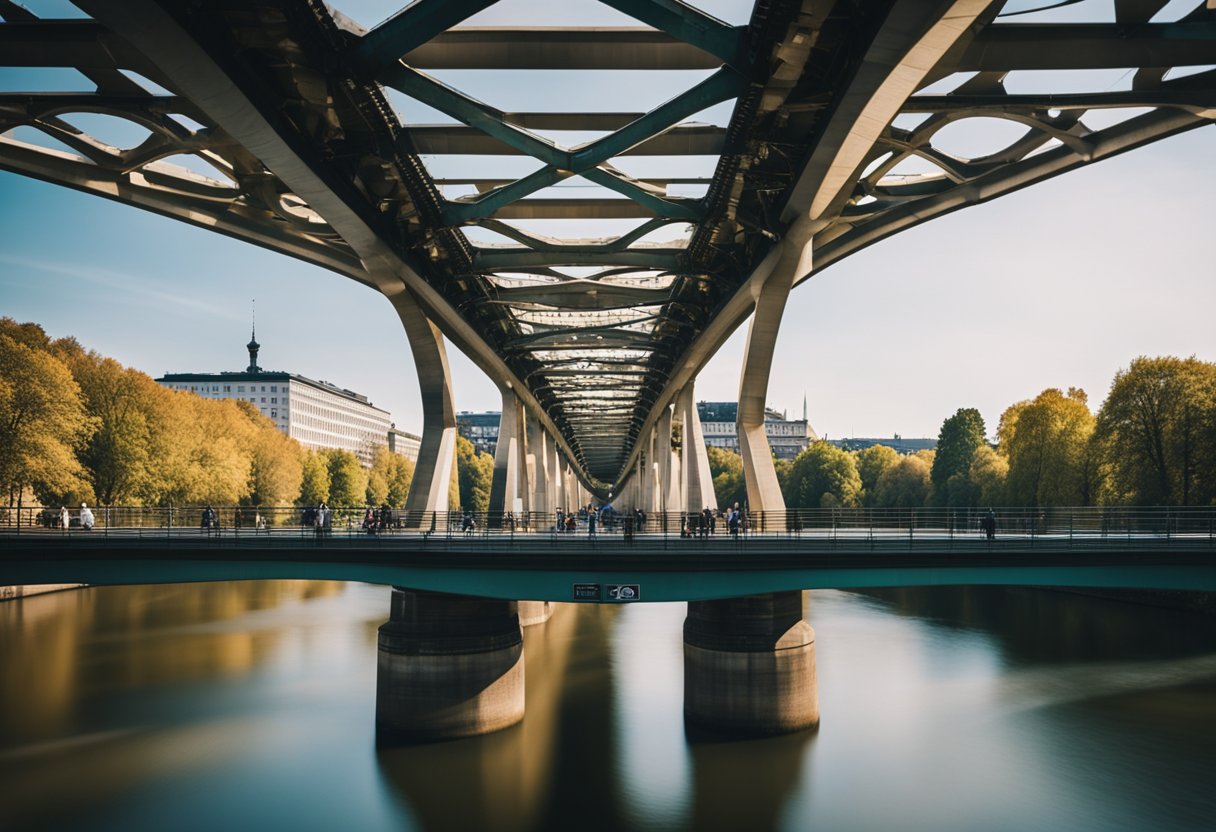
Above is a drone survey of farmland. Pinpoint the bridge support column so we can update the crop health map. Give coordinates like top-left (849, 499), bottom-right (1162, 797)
top-left (377, 587), bottom-right (524, 743)
top-left (737, 232), bottom-right (814, 513)
top-left (528, 422), bottom-right (552, 522)
top-left (398, 302), bottom-right (456, 527)
top-left (683, 591), bottom-right (818, 737)
top-left (677, 382), bottom-right (715, 514)
top-left (489, 388), bottom-right (523, 522)
top-left (655, 406), bottom-right (676, 530)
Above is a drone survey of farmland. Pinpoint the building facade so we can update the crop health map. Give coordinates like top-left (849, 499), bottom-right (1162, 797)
top-left (457, 411), bottom-right (501, 456)
top-left (388, 426), bottom-right (421, 463)
top-left (697, 401), bottom-right (816, 460)
top-left (156, 332), bottom-right (394, 466)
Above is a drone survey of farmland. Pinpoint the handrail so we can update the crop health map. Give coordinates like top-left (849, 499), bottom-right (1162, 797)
top-left (1, 505), bottom-right (1213, 553)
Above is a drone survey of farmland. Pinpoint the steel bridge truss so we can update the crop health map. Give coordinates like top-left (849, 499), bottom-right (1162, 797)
top-left (1, 0), bottom-right (1213, 495)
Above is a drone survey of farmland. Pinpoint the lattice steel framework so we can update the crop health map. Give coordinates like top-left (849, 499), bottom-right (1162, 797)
top-left (1, 0), bottom-right (1213, 493)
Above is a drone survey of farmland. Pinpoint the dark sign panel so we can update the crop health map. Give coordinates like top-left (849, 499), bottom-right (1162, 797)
top-left (606, 584), bottom-right (640, 602)
top-left (572, 583), bottom-right (601, 601)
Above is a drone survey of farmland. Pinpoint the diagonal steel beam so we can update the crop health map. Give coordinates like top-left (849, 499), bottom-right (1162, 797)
top-left (596, 0), bottom-right (747, 69)
top-left (353, 0), bottom-right (499, 76)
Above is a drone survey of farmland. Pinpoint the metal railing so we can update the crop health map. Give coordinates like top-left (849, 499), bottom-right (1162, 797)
top-left (1, 505), bottom-right (1213, 552)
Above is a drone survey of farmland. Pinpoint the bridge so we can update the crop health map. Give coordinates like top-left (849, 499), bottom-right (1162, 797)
top-left (2, 0), bottom-right (1214, 740)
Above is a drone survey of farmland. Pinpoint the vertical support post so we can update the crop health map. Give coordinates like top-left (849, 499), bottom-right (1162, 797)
top-left (655, 406), bottom-right (674, 529)
top-left (544, 432), bottom-right (559, 517)
top-left (677, 382), bottom-right (714, 514)
top-left (528, 419), bottom-right (551, 523)
top-left (397, 299), bottom-right (457, 526)
top-left (737, 231), bottom-right (814, 513)
top-left (489, 387), bottom-right (521, 522)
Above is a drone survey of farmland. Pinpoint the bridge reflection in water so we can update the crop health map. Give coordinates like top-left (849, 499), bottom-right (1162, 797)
top-left (4, 508), bottom-right (1213, 742)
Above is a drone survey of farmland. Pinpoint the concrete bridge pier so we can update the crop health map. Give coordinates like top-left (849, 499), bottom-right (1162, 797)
top-left (683, 590), bottom-right (818, 737)
top-left (376, 587), bottom-right (525, 743)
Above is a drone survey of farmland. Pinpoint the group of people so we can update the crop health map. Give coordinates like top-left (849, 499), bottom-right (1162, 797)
top-left (682, 504), bottom-right (746, 539)
top-left (361, 504), bottom-right (396, 535)
top-left (57, 503), bottom-right (94, 531)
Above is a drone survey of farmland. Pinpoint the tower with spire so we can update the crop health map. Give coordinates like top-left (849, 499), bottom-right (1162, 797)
top-left (246, 300), bottom-right (260, 372)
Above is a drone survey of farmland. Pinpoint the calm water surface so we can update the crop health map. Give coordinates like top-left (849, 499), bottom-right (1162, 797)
top-left (1, 582), bottom-right (1214, 831)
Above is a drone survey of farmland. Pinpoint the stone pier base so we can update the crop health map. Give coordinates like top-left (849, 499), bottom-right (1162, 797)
top-left (516, 600), bottom-right (554, 627)
top-left (683, 591), bottom-right (819, 737)
top-left (376, 587), bottom-right (524, 743)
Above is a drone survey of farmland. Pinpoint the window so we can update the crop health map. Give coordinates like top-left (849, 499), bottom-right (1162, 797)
top-left (237, 386), bottom-right (245, 392)
top-left (271, 397), bottom-right (277, 404)
top-left (261, 397), bottom-right (266, 403)
top-left (223, 385), bottom-right (231, 392)
top-left (270, 385), bottom-right (277, 392)
top-left (271, 409), bottom-right (277, 418)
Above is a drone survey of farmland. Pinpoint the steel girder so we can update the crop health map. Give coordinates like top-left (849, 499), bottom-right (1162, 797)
top-left (1, 0), bottom-right (1213, 495)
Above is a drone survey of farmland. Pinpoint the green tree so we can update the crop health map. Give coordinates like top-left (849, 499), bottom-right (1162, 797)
top-left (1000, 387), bottom-right (1095, 507)
top-left (707, 446), bottom-right (746, 509)
top-left (366, 446), bottom-right (414, 506)
top-left (855, 444), bottom-right (900, 507)
top-left (455, 435), bottom-right (493, 513)
top-left (324, 449), bottom-right (367, 507)
top-left (782, 441), bottom-right (862, 508)
top-left (873, 450), bottom-right (933, 508)
top-left (1094, 356), bottom-right (1216, 505)
top-left (931, 408), bottom-right (987, 507)
top-left (0, 333), bottom-right (94, 507)
top-left (298, 449), bottom-right (330, 505)
top-left (234, 401), bottom-right (303, 507)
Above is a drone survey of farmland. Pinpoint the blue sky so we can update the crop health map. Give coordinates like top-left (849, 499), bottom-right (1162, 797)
top-left (1, 0), bottom-right (1213, 440)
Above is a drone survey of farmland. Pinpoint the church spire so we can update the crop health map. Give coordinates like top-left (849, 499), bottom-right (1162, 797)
top-left (246, 300), bottom-right (260, 372)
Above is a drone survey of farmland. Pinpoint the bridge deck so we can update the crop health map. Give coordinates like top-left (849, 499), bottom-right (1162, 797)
top-left (3, 529), bottom-right (1213, 603)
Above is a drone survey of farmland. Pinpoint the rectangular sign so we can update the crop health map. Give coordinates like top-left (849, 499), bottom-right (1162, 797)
top-left (606, 584), bottom-right (640, 602)
top-left (572, 583), bottom-right (601, 601)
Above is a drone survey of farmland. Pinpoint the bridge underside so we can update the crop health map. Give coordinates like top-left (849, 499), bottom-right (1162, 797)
top-left (1, 0), bottom-right (1213, 502)
top-left (3, 544), bottom-right (1213, 602)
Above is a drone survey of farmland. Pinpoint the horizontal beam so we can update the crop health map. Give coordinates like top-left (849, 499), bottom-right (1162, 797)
top-left (903, 88), bottom-right (1216, 113)
top-left (402, 27), bottom-right (724, 70)
top-left (473, 249), bottom-right (683, 269)
top-left (408, 124), bottom-right (725, 156)
top-left (958, 22), bottom-right (1216, 72)
top-left (457, 197), bottom-right (667, 220)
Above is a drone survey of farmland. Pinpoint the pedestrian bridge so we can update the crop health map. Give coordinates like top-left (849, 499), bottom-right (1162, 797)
top-left (3, 512), bottom-right (1212, 602)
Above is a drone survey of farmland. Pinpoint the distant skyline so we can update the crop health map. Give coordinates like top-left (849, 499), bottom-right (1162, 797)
top-left (2, 0), bottom-right (1214, 443)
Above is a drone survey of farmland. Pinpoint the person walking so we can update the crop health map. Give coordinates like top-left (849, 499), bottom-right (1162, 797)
top-left (588, 506), bottom-right (598, 539)
top-left (79, 502), bottom-right (94, 531)
top-left (59, 505), bottom-right (70, 531)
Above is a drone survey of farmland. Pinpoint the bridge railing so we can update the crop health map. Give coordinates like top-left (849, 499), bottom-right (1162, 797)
top-left (1, 505), bottom-right (1213, 549)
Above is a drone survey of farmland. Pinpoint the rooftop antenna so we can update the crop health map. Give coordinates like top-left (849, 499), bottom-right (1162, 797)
top-left (246, 299), bottom-right (260, 372)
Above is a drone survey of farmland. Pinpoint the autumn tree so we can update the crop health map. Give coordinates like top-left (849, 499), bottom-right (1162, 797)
top-left (873, 450), bottom-right (934, 508)
top-left (782, 441), bottom-right (862, 508)
top-left (455, 435), bottom-right (493, 513)
top-left (366, 446), bottom-right (415, 506)
top-left (931, 408), bottom-right (987, 507)
top-left (324, 448), bottom-right (367, 507)
top-left (968, 445), bottom-right (1008, 507)
top-left (1094, 356), bottom-right (1216, 505)
top-left (855, 444), bottom-right (900, 507)
top-left (298, 449), bottom-right (330, 505)
top-left (0, 332), bottom-right (95, 507)
top-left (999, 388), bottom-right (1095, 507)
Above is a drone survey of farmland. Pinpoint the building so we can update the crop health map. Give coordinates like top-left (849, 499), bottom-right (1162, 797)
top-left (828, 436), bottom-right (937, 454)
top-left (697, 399), bottom-right (816, 460)
top-left (157, 330), bottom-right (394, 466)
top-left (457, 411), bottom-right (501, 456)
top-left (387, 425), bottom-right (421, 464)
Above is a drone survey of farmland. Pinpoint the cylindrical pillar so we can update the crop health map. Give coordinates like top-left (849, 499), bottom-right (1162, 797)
top-left (683, 590), bottom-right (818, 737)
top-left (377, 588), bottom-right (524, 743)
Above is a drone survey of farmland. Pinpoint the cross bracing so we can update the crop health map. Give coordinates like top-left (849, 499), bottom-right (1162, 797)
top-left (1, 0), bottom-right (1213, 496)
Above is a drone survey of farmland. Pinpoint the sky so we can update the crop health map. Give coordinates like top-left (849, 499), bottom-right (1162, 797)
top-left (1, 0), bottom-right (1213, 443)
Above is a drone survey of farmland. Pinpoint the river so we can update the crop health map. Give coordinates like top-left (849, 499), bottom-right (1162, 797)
top-left (1, 582), bottom-right (1213, 831)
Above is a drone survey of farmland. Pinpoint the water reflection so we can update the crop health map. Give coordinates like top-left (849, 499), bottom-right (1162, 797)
top-left (0, 583), bottom-right (1213, 832)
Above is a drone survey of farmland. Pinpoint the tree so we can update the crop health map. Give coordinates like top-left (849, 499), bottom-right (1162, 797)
top-left (1094, 356), bottom-right (1216, 505)
top-left (455, 435), bottom-right (493, 513)
top-left (298, 450), bottom-right (330, 505)
top-left (968, 445), bottom-right (1008, 507)
top-left (707, 446), bottom-right (746, 508)
top-left (855, 444), bottom-right (900, 507)
top-left (931, 408), bottom-right (987, 507)
top-left (367, 446), bottom-right (414, 506)
top-left (873, 451), bottom-right (933, 508)
top-left (1000, 388), bottom-right (1095, 507)
top-left (324, 449), bottom-right (367, 507)
top-left (236, 401), bottom-right (303, 507)
top-left (0, 333), bottom-right (94, 507)
top-left (782, 441), bottom-right (862, 508)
